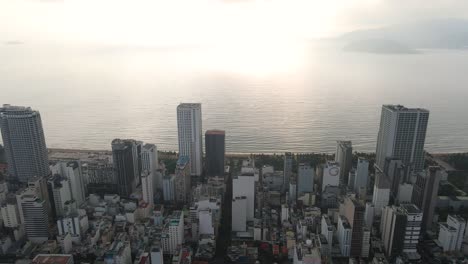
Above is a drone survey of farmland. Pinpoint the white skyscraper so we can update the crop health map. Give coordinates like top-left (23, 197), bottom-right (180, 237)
top-left (322, 161), bottom-right (340, 191)
top-left (141, 144), bottom-right (160, 190)
top-left (233, 175), bottom-right (255, 221)
top-left (177, 103), bottom-right (202, 176)
top-left (375, 105), bottom-right (429, 172)
top-left (354, 158), bottom-right (369, 193)
top-left (161, 211), bottom-right (184, 254)
top-left (141, 170), bottom-right (154, 206)
top-left (438, 215), bottom-right (466, 252)
top-left (232, 196), bottom-right (247, 232)
top-left (337, 215), bottom-right (352, 257)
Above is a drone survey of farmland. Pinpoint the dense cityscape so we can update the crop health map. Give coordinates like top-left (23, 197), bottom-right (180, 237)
top-left (0, 103), bottom-right (468, 264)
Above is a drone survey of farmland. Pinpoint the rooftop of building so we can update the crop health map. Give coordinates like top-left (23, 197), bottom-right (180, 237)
top-left (205, 129), bottom-right (225, 135)
top-left (400, 203), bottom-right (421, 214)
top-left (383, 104), bottom-right (429, 113)
top-left (32, 254), bottom-right (73, 264)
top-left (177, 103), bottom-right (201, 109)
top-left (142, 143), bottom-right (156, 150)
top-left (448, 214), bottom-right (466, 223)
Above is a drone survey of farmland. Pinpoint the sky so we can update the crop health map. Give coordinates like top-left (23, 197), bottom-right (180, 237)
top-left (1, 0), bottom-right (468, 47)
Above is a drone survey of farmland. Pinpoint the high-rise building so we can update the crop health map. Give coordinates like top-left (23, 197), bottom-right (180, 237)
top-left (205, 130), bottom-right (225, 177)
top-left (232, 196), bottom-right (247, 232)
top-left (48, 175), bottom-right (72, 218)
top-left (18, 191), bottom-right (49, 243)
top-left (177, 103), bottom-right (202, 176)
top-left (337, 215), bottom-right (352, 257)
top-left (438, 215), bottom-right (466, 252)
top-left (174, 156), bottom-right (190, 204)
top-left (341, 196), bottom-right (365, 257)
top-left (335, 141), bottom-right (353, 184)
top-left (1, 194), bottom-right (21, 228)
top-left (372, 168), bottom-right (391, 216)
top-left (322, 161), bottom-right (340, 191)
top-left (233, 175), bottom-right (255, 221)
top-left (380, 204), bottom-right (422, 259)
top-left (112, 139), bottom-right (139, 197)
top-left (141, 170), bottom-right (154, 206)
top-left (354, 158), bottom-right (369, 193)
top-left (412, 166), bottom-right (442, 231)
top-left (383, 158), bottom-right (410, 200)
top-left (0, 105), bottom-right (49, 182)
top-left (375, 105), bottom-right (429, 172)
top-left (161, 211), bottom-right (184, 254)
top-left (50, 161), bottom-right (86, 206)
top-left (298, 163), bottom-right (314, 194)
top-left (321, 215), bottom-right (334, 253)
top-left (283, 152), bottom-right (293, 192)
top-left (141, 144), bottom-right (160, 190)
top-left (163, 175), bottom-right (175, 202)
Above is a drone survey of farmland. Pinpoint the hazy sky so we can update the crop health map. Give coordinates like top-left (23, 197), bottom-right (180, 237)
top-left (2, 0), bottom-right (468, 46)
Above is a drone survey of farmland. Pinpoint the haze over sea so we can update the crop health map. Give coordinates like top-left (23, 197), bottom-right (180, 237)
top-left (2, 41), bottom-right (468, 154)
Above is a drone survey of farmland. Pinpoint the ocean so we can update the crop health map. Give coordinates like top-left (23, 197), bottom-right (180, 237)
top-left (2, 41), bottom-right (468, 153)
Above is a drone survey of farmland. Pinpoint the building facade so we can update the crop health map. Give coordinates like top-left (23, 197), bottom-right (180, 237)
top-left (177, 103), bottom-right (202, 176)
top-left (205, 130), bottom-right (225, 177)
top-left (0, 105), bottom-right (49, 182)
top-left (335, 141), bottom-right (353, 185)
top-left (375, 105), bottom-right (429, 172)
top-left (112, 139), bottom-right (140, 197)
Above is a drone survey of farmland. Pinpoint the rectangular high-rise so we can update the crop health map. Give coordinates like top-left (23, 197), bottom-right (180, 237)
top-left (112, 139), bottom-right (139, 197)
top-left (19, 191), bottom-right (49, 243)
top-left (0, 105), bottom-right (49, 182)
top-left (177, 103), bottom-right (202, 176)
top-left (283, 152), bottom-right (293, 192)
top-left (412, 166), bottom-right (442, 231)
top-left (341, 196), bottom-right (365, 257)
top-left (335, 141), bottom-right (353, 185)
top-left (298, 163), bottom-right (314, 194)
top-left (381, 204), bottom-right (422, 259)
top-left (205, 130), bottom-right (225, 177)
top-left (375, 105), bottom-right (429, 172)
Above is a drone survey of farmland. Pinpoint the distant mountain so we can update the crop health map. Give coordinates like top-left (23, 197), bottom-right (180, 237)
top-left (340, 19), bottom-right (468, 52)
top-left (343, 38), bottom-right (417, 54)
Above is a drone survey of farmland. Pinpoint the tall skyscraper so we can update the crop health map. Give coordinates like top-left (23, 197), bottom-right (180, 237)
top-left (375, 105), bottom-right (429, 172)
top-left (141, 143), bottom-right (160, 191)
top-left (0, 105), bottom-right (49, 182)
top-left (298, 163), bottom-right (314, 194)
top-left (50, 161), bottom-right (86, 206)
top-left (233, 174), bottom-right (255, 221)
top-left (141, 170), bottom-right (154, 206)
top-left (372, 167), bottom-right (391, 216)
top-left (18, 190), bottom-right (49, 243)
top-left (341, 196), bottom-right (365, 257)
top-left (205, 130), bottom-right (225, 177)
top-left (322, 161), bottom-right (340, 191)
top-left (354, 158), bottom-right (369, 193)
top-left (380, 204), bottom-right (422, 259)
top-left (174, 156), bottom-right (191, 204)
top-left (335, 141), bottom-right (353, 184)
top-left (177, 103), bottom-right (202, 176)
top-left (112, 139), bottom-right (139, 197)
top-left (283, 152), bottom-right (292, 192)
top-left (412, 166), bottom-right (442, 231)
